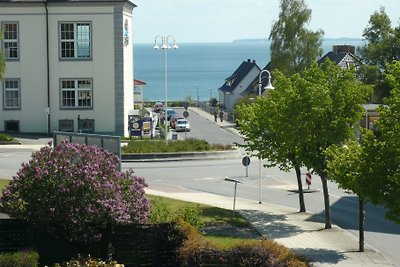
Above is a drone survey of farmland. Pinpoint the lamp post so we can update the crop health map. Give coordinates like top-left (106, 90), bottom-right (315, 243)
top-left (257, 69), bottom-right (274, 204)
top-left (195, 85), bottom-right (199, 107)
top-left (154, 35), bottom-right (178, 145)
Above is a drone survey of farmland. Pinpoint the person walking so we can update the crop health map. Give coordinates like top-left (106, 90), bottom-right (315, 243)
top-left (213, 109), bottom-right (218, 122)
top-left (219, 110), bottom-right (224, 122)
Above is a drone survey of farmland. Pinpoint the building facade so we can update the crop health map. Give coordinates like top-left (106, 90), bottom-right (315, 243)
top-left (0, 0), bottom-right (135, 136)
top-left (218, 59), bottom-right (261, 113)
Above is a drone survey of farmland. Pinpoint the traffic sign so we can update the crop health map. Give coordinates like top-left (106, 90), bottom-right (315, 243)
top-left (183, 110), bottom-right (189, 118)
top-left (242, 156), bottom-right (250, 166)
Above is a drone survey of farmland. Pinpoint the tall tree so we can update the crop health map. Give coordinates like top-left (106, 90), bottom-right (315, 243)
top-left (269, 0), bottom-right (324, 76)
top-left (326, 62), bottom-right (400, 251)
top-left (237, 61), bottom-right (371, 229)
top-left (357, 7), bottom-right (400, 101)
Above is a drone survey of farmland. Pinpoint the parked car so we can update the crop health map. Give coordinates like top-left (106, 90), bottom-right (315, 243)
top-left (175, 119), bottom-right (190, 132)
top-left (170, 115), bottom-right (184, 128)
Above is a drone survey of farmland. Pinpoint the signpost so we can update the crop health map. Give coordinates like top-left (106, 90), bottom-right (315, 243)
top-left (305, 171), bottom-right (312, 190)
top-left (242, 156), bottom-right (250, 177)
top-left (224, 177), bottom-right (242, 218)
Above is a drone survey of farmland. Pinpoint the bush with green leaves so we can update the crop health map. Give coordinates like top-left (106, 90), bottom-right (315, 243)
top-left (54, 255), bottom-right (123, 267)
top-left (0, 250), bottom-right (39, 267)
top-left (1, 140), bottom-right (149, 242)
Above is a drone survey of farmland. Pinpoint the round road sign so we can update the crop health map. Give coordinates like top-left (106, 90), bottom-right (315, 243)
top-left (183, 110), bottom-right (189, 118)
top-left (242, 156), bottom-right (251, 166)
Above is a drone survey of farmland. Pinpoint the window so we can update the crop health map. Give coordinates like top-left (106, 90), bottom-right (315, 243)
top-left (79, 119), bottom-right (95, 133)
top-left (3, 79), bottom-right (20, 109)
top-left (60, 22), bottom-right (91, 59)
top-left (61, 79), bottom-right (92, 108)
top-left (2, 22), bottom-right (19, 59)
top-left (59, 119), bottom-right (74, 132)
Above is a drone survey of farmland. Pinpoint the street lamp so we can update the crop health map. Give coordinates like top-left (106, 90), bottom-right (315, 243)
top-left (257, 69), bottom-right (274, 204)
top-left (258, 69), bottom-right (274, 96)
top-left (154, 35), bottom-right (178, 145)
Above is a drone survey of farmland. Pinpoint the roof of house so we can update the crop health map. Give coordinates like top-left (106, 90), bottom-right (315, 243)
top-left (317, 51), bottom-right (361, 68)
top-left (218, 59), bottom-right (260, 94)
top-left (242, 62), bottom-right (272, 96)
top-left (134, 79), bottom-right (146, 86)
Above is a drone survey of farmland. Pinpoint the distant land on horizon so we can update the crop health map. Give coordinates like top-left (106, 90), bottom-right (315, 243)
top-left (232, 37), bottom-right (363, 43)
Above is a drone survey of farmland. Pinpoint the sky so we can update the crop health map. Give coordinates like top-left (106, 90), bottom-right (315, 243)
top-left (132, 0), bottom-right (400, 43)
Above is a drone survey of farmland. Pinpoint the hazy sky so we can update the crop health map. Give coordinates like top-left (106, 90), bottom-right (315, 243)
top-left (132, 0), bottom-right (400, 43)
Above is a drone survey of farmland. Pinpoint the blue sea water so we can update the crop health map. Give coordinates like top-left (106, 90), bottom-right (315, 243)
top-left (134, 39), bottom-right (364, 102)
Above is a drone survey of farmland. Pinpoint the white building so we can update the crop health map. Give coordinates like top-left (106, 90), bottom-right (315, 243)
top-left (0, 0), bottom-right (135, 136)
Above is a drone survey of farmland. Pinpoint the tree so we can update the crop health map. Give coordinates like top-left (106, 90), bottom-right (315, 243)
top-left (325, 140), bottom-right (368, 251)
top-left (269, 0), bottom-right (324, 76)
top-left (236, 74), bottom-right (307, 212)
top-left (237, 61), bottom-right (372, 228)
top-left (357, 7), bottom-right (400, 101)
top-left (1, 140), bottom-right (150, 242)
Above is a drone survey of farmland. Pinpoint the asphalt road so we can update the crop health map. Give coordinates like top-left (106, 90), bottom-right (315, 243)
top-left (1, 108), bottom-right (399, 265)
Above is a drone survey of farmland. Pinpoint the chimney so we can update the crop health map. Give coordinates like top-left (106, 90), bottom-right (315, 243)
top-left (333, 45), bottom-right (355, 54)
top-left (253, 60), bottom-right (256, 63)
top-left (247, 59), bottom-right (251, 62)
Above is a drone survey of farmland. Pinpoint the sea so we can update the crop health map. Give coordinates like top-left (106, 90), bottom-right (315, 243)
top-left (133, 38), bottom-right (364, 102)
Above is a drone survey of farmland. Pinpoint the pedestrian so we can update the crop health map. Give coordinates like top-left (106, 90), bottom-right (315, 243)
top-left (219, 110), bottom-right (224, 122)
top-left (213, 109), bottom-right (218, 122)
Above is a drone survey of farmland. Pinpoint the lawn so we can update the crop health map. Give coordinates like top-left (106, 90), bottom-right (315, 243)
top-left (147, 194), bottom-right (259, 245)
top-left (0, 179), bottom-right (10, 197)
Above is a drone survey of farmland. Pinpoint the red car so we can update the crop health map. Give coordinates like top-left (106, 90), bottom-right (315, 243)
top-left (170, 115), bottom-right (184, 128)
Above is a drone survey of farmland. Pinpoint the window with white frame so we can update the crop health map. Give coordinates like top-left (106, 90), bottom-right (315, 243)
top-left (2, 22), bottom-right (19, 59)
top-left (60, 22), bottom-right (91, 59)
top-left (3, 79), bottom-right (20, 109)
top-left (61, 79), bottom-right (92, 108)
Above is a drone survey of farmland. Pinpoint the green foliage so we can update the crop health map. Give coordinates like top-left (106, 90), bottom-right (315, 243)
top-left (149, 197), bottom-right (204, 228)
top-left (236, 61), bottom-right (372, 228)
top-left (326, 61), bottom-right (400, 223)
top-left (177, 220), bottom-right (308, 267)
top-left (0, 133), bottom-right (16, 142)
top-left (357, 7), bottom-right (400, 102)
top-left (1, 141), bottom-right (149, 242)
top-left (269, 0), bottom-right (323, 76)
top-left (0, 28), bottom-right (5, 81)
top-left (0, 251), bottom-right (39, 267)
top-left (54, 255), bottom-right (122, 267)
top-left (122, 138), bottom-right (233, 153)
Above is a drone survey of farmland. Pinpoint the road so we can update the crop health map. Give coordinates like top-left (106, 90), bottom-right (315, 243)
top-left (0, 107), bottom-right (399, 266)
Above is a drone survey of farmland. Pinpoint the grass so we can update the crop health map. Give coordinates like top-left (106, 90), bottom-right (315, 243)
top-left (0, 133), bottom-right (16, 142)
top-left (0, 179), bottom-right (10, 197)
top-left (147, 194), bottom-right (255, 244)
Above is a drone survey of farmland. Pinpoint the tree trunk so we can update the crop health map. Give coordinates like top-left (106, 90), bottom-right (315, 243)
top-left (295, 165), bottom-right (306, 212)
top-left (320, 173), bottom-right (332, 229)
top-left (359, 196), bottom-right (365, 252)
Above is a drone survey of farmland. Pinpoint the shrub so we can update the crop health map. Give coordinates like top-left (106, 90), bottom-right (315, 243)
top-left (54, 255), bottom-right (124, 267)
top-left (0, 133), bottom-right (15, 142)
top-left (149, 198), bottom-right (204, 228)
top-left (0, 250), bottom-right (39, 267)
top-left (1, 140), bottom-right (150, 242)
top-left (176, 220), bottom-right (309, 266)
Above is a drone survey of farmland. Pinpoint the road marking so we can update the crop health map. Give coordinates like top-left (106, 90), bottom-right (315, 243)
top-left (194, 177), bottom-right (215, 181)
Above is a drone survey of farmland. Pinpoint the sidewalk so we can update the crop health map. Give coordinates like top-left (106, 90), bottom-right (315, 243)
top-left (185, 107), bottom-right (394, 266)
top-left (146, 187), bottom-right (393, 267)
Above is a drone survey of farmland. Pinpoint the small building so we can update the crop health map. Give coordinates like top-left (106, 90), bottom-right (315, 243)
top-left (134, 79), bottom-right (146, 109)
top-left (0, 0), bottom-right (136, 136)
top-left (317, 45), bottom-right (361, 69)
top-left (218, 59), bottom-right (261, 112)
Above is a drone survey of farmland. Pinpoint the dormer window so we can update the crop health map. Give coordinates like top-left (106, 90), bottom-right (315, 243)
top-left (225, 77), bottom-right (235, 86)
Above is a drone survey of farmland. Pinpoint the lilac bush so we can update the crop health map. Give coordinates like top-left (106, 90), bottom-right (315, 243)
top-left (1, 140), bottom-right (149, 242)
